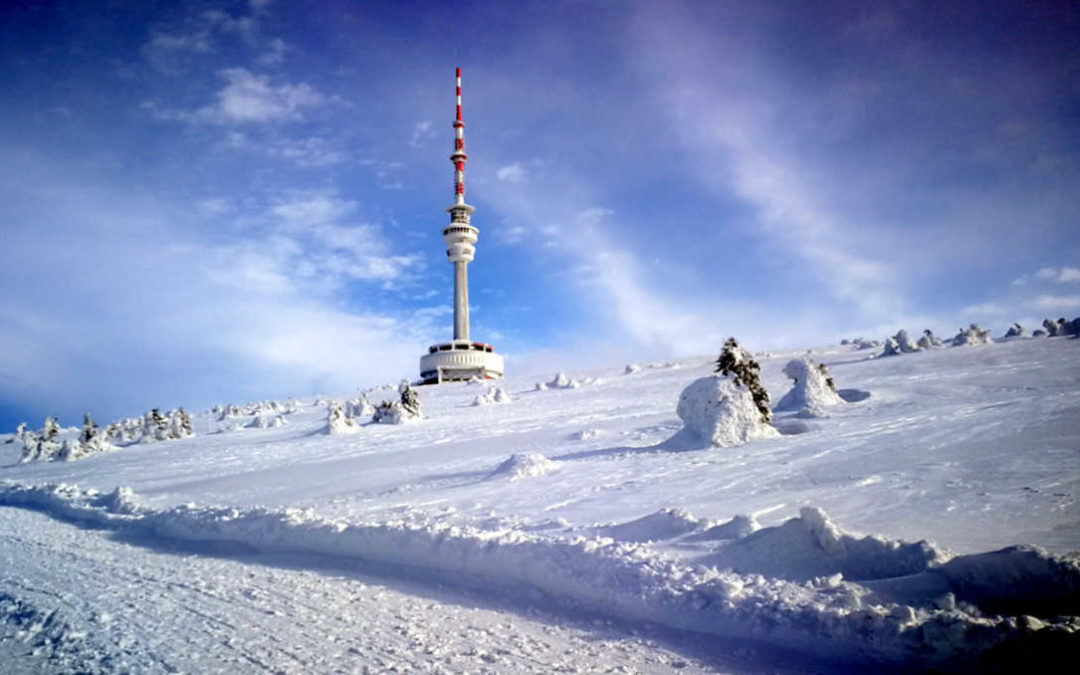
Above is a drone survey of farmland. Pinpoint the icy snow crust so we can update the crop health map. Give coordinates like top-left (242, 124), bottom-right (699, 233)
top-left (2, 337), bottom-right (1080, 669)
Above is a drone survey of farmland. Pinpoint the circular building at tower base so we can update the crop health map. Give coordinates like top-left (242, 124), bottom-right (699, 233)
top-left (420, 341), bottom-right (504, 384)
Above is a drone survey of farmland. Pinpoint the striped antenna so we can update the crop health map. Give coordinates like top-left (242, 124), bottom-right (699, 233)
top-left (451, 67), bottom-right (467, 204)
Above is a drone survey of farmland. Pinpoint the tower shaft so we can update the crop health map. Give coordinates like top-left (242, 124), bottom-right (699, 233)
top-left (443, 66), bottom-right (478, 342)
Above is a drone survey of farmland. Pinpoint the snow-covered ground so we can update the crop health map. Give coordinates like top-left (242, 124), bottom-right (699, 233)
top-left (2, 336), bottom-right (1078, 671)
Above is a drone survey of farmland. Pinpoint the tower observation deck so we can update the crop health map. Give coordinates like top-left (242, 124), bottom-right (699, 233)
top-left (419, 68), bottom-right (504, 384)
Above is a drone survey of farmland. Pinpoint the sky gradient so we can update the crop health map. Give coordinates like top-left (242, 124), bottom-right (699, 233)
top-left (1, 0), bottom-right (1078, 430)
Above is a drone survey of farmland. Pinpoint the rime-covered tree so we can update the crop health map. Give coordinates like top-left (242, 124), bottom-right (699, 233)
top-left (715, 338), bottom-right (771, 423)
top-left (80, 412), bottom-right (98, 444)
top-left (400, 385), bottom-right (422, 418)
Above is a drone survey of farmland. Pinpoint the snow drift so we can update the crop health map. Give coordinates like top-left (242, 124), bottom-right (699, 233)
top-left (1, 481), bottom-right (1077, 669)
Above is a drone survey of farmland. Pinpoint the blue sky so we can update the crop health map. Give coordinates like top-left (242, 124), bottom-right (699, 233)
top-left (1, 0), bottom-right (1078, 430)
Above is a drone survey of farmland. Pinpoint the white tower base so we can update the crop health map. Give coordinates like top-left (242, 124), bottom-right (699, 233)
top-left (420, 341), bottom-right (504, 384)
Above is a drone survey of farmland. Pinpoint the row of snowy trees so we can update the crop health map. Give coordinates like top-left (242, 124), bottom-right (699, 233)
top-left (16, 407), bottom-right (195, 463)
top-left (862, 316), bottom-right (1080, 358)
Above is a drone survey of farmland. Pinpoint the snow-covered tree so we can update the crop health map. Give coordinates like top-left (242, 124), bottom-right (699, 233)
top-left (774, 357), bottom-right (843, 416)
top-left (42, 416), bottom-right (60, 442)
top-left (1003, 323), bottom-right (1026, 339)
top-left (1042, 318), bottom-right (1065, 337)
top-left (677, 375), bottom-right (779, 447)
top-left (473, 386), bottom-right (511, 406)
top-left (325, 400), bottom-right (359, 435)
top-left (715, 337), bottom-right (771, 424)
top-left (917, 329), bottom-right (944, 350)
top-left (80, 412), bottom-right (98, 444)
top-left (400, 385), bottom-right (422, 418)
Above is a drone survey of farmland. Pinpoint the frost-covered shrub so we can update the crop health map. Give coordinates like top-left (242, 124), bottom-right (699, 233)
top-left (917, 329), bottom-right (944, 350)
top-left (852, 338), bottom-right (880, 350)
top-left (715, 338), bottom-right (771, 424)
top-left (881, 336), bottom-right (901, 356)
top-left (624, 364), bottom-right (641, 374)
top-left (325, 401), bottom-right (359, 435)
top-left (953, 324), bottom-right (992, 346)
top-left (1032, 329), bottom-right (1047, 337)
top-left (677, 376), bottom-right (779, 447)
top-left (1061, 317), bottom-right (1080, 337)
top-left (1002, 323), bottom-right (1026, 339)
top-left (774, 358), bottom-right (843, 416)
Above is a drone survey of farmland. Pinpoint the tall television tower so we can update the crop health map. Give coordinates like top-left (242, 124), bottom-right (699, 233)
top-left (419, 68), bottom-right (504, 383)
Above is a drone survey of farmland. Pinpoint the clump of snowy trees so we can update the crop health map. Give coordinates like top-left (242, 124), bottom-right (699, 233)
top-left (676, 338), bottom-right (779, 447)
top-left (325, 385), bottom-right (423, 433)
top-left (17, 406), bottom-right (196, 463)
top-left (1038, 317), bottom-right (1080, 337)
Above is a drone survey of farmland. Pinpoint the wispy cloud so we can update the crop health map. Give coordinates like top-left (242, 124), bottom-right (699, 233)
top-left (203, 68), bottom-right (329, 123)
top-left (409, 121), bottom-right (436, 149)
top-left (1034, 294), bottom-right (1080, 311)
top-left (496, 163), bottom-right (526, 183)
top-left (1035, 266), bottom-right (1080, 284)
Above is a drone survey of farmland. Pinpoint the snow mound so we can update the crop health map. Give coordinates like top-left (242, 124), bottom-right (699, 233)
top-left (704, 506), bottom-right (946, 582)
top-left (488, 453), bottom-right (558, 481)
top-left (324, 401), bottom-right (359, 435)
top-left (917, 330), bottom-right (944, 350)
top-left (882, 330), bottom-right (921, 356)
top-left (676, 376), bottom-right (780, 447)
top-left (248, 414), bottom-right (286, 429)
top-left (597, 508), bottom-right (710, 543)
top-left (624, 364), bottom-right (641, 374)
top-left (774, 358), bottom-right (844, 415)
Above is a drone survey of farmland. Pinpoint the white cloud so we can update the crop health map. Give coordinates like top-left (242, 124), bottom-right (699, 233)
top-left (496, 163), bottom-right (526, 183)
top-left (257, 38), bottom-right (287, 66)
top-left (1035, 266), bottom-right (1080, 283)
top-left (270, 191), bottom-right (355, 228)
top-left (409, 121), bottom-right (436, 149)
top-left (203, 68), bottom-right (328, 123)
top-left (266, 136), bottom-right (345, 167)
top-left (1034, 294), bottom-right (1080, 311)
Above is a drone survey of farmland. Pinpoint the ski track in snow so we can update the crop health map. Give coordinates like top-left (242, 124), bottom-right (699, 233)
top-left (1, 337), bottom-right (1079, 670)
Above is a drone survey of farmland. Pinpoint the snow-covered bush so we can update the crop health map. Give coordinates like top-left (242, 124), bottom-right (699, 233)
top-left (715, 338), bottom-right (771, 424)
top-left (917, 329), bottom-right (944, 350)
top-left (953, 324), bottom-right (992, 346)
top-left (774, 358), bottom-right (843, 416)
top-left (473, 386), bottom-right (511, 406)
top-left (852, 338), bottom-right (880, 350)
top-left (325, 401), bottom-right (359, 435)
top-left (1002, 323), bottom-right (1026, 339)
top-left (624, 364), bottom-right (641, 374)
top-left (1060, 317), bottom-right (1080, 337)
top-left (677, 376), bottom-right (779, 447)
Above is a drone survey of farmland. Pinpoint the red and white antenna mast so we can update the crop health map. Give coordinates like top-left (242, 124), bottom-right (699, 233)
top-left (443, 67), bottom-right (478, 342)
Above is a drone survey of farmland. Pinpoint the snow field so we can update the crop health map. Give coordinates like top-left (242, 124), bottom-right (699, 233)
top-left (2, 335), bottom-right (1079, 669)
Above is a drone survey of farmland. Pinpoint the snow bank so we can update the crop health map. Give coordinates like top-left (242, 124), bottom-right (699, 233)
top-left (0, 481), bottom-right (1076, 668)
top-left (704, 507), bottom-right (946, 583)
top-left (774, 358), bottom-right (844, 416)
top-left (488, 453), bottom-right (558, 481)
top-left (882, 330), bottom-right (920, 356)
top-left (676, 376), bottom-right (779, 447)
